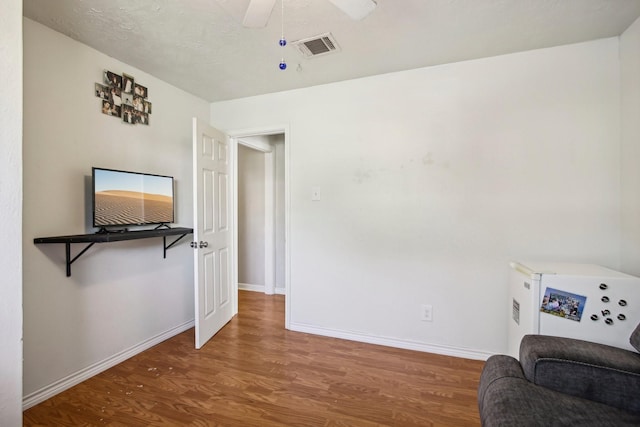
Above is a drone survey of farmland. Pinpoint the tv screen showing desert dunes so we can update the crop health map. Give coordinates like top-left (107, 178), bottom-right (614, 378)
top-left (94, 169), bottom-right (174, 226)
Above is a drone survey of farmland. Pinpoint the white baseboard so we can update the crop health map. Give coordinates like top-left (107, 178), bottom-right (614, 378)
top-left (289, 322), bottom-right (493, 361)
top-left (238, 283), bottom-right (285, 295)
top-left (22, 319), bottom-right (195, 410)
top-left (238, 282), bottom-right (266, 293)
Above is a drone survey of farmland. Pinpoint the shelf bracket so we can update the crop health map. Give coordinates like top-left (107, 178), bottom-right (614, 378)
top-left (163, 233), bottom-right (189, 258)
top-left (66, 242), bottom-right (96, 277)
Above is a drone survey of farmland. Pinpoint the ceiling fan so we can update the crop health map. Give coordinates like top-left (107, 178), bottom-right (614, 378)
top-left (226, 0), bottom-right (378, 28)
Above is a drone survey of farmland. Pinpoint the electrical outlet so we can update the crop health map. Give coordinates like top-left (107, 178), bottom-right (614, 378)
top-left (421, 304), bottom-right (433, 322)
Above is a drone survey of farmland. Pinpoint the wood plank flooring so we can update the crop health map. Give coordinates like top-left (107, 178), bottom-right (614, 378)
top-left (24, 291), bottom-right (485, 426)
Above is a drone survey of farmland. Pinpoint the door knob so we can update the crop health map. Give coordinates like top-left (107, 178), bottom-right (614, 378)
top-left (190, 241), bottom-right (197, 248)
top-left (199, 241), bottom-right (209, 248)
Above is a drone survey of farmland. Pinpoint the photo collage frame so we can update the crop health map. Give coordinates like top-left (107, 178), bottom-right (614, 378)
top-left (95, 70), bottom-right (152, 125)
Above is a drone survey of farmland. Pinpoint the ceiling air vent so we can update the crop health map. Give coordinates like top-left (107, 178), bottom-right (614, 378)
top-left (292, 33), bottom-right (340, 58)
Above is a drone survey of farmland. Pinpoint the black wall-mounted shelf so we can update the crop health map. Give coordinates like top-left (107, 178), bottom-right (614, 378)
top-left (34, 227), bottom-right (193, 277)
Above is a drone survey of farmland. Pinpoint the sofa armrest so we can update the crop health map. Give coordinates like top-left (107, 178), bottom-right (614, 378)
top-left (478, 355), bottom-right (526, 406)
top-left (478, 355), bottom-right (531, 426)
top-left (520, 334), bottom-right (640, 413)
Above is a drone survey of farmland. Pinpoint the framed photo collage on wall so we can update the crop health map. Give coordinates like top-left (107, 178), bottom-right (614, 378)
top-left (95, 70), bottom-right (152, 125)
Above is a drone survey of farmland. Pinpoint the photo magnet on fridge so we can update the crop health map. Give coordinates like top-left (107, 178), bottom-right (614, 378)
top-left (540, 287), bottom-right (587, 322)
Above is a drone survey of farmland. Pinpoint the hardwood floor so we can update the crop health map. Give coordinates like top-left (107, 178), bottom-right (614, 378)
top-left (24, 291), bottom-right (485, 426)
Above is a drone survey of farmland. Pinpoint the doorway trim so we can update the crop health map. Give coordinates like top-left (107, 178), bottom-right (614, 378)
top-left (229, 124), bottom-right (290, 329)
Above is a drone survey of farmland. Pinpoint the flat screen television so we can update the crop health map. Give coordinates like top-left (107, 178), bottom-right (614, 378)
top-left (92, 167), bottom-right (175, 230)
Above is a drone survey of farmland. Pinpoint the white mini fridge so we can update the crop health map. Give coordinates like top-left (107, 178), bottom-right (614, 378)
top-left (507, 261), bottom-right (640, 359)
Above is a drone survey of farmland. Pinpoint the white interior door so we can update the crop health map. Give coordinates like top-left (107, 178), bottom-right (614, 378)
top-left (193, 117), bottom-right (235, 349)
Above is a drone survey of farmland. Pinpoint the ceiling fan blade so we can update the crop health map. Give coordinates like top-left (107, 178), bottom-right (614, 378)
top-left (328, 0), bottom-right (377, 20)
top-left (243, 0), bottom-right (277, 28)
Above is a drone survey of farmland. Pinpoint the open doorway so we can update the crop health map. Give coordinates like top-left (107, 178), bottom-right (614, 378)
top-left (232, 128), bottom-right (289, 327)
top-left (237, 135), bottom-right (285, 295)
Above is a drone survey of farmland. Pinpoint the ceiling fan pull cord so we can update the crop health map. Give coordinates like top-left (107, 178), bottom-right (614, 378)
top-left (279, 0), bottom-right (287, 70)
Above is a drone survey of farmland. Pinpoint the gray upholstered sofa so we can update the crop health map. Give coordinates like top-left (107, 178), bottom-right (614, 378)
top-left (478, 324), bottom-right (640, 426)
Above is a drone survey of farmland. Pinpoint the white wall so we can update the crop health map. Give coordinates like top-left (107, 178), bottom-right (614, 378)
top-left (212, 38), bottom-right (621, 356)
top-left (0, 1), bottom-right (23, 424)
top-left (273, 135), bottom-right (286, 291)
top-left (238, 144), bottom-right (266, 285)
top-left (22, 19), bottom-right (210, 403)
top-left (621, 16), bottom-right (640, 276)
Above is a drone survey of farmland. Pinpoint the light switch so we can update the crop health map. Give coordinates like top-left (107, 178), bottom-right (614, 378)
top-left (312, 186), bottom-right (321, 201)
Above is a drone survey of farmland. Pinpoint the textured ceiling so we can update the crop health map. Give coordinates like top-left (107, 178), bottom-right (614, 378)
top-left (23, 0), bottom-right (640, 102)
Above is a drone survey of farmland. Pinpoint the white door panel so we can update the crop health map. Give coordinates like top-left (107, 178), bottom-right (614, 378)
top-left (193, 118), bottom-right (234, 349)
